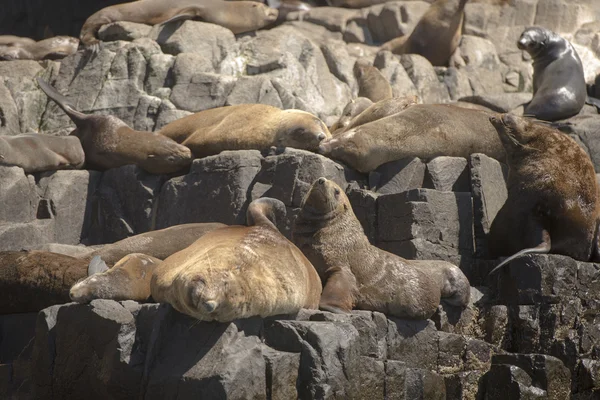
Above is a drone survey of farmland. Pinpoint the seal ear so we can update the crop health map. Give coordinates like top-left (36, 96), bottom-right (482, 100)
top-left (88, 255), bottom-right (109, 276)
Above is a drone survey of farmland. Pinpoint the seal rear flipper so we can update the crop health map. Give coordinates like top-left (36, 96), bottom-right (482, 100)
top-left (36, 78), bottom-right (88, 125)
top-left (158, 7), bottom-right (204, 27)
top-left (88, 255), bottom-right (109, 276)
top-left (488, 238), bottom-right (551, 276)
top-left (318, 268), bottom-right (355, 313)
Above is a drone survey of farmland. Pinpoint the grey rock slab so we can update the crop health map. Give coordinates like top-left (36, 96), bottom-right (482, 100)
top-left (370, 157), bottom-right (426, 195)
top-left (0, 166), bottom-right (37, 224)
top-left (423, 156), bottom-right (469, 192)
top-left (400, 54), bottom-right (450, 104)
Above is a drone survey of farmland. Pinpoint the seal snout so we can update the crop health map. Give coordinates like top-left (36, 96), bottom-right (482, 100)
top-left (317, 177), bottom-right (327, 185)
top-left (517, 37), bottom-right (529, 50)
top-left (317, 133), bottom-right (327, 142)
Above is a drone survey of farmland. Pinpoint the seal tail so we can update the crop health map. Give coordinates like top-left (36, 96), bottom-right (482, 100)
top-left (37, 78), bottom-right (88, 126)
top-left (487, 242), bottom-right (551, 276)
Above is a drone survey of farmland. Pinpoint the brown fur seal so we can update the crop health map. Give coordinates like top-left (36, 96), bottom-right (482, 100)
top-left (354, 60), bottom-right (392, 103)
top-left (0, 35), bottom-right (36, 47)
top-left (84, 222), bottom-right (227, 266)
top-left (0, 36), bottom-right (79, 61)
top-left (151, 198), bottom-right (322, 322)
top-left (0, 251), bottom-right (88, 313)
top-left (70, 253), bottom-right (162, 303)
top-left (0, 134), bottom-right (85, 173)
top-left (329, 97), bottom-right (373, 134)
top-left (319, 104), bottom-right (505, 173)
top-left (335, 95), bottom-right (419, 134)
top-left (158, 104), bottom-right (330, 158)
top-left (292, 178), bottom-right (470, 318)
top-left (37, 78), bottom-right (193, 174)
top-left (488, 114), bottom-right (600, 274)
top-left (518, 27), bottom-right (586, 121)
top-left (80, 0), bottom-right (278, 49)
top-left (380, 0), bottom-right (467, 67)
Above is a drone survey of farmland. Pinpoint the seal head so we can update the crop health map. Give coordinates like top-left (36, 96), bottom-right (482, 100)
top-left (276, 110), bottom-right (330, 151)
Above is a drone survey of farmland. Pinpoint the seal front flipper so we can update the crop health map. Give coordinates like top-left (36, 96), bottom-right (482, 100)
top-left (158, 7), bottom-right (205, 27)
top-left (488, 229), bottom-right (551, 276)
top-left (318, 267), bottom-right (356, 313)
top-left (37, 78), bottom-right (88, 126)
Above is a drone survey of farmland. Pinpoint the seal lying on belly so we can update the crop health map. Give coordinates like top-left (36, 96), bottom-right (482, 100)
top-left (0, 36), bottom-right (79, 61)
top-left (319, 103), bottom-right (504, 173)
top-left (158, 104), bottom-right (330, 158)
top-left (292, 178), bottom-right (470, 319)
top-left (150, 198), bottom-right (322, 322)
top-left (487, 114), bottom-right (600, 274)
top-left (37, 78), bottom-right (193, 174)
top-left (0, 134), bottom-right (84, 173)
top-left (334, 95), bottom-right (419, 134)
top-left (80, 0), bottom-right (278, 48)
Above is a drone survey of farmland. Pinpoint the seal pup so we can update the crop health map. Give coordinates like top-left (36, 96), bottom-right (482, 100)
top-left (335, 95), bottom-right (419, 134)
top-left (329, 97), bottom-right (374, 134)
top-left (151, 198), bottom-right (322, 322)
top-left (380, 0), bottom-right (468, 67)
top-left (517, 27), bottom-right (586, 121)
top-left (158, 104), bottom-right (330, 158)
top-left (488, 114), bottom-right (600, 274)
top-left (319, 104), bottom-right (505, 173)
top-left (293, 178), bottom-right (470, 318)
top-left (0, 36), bottom-right (79, 61)
top-left (0, 134), bottom-right (85, 173)
top-left (37, 78), bottom-right (193, 174)
top-left (354, 59), bottom-right (392, 103)
top-left (80, 0), bottom-right (278, 49)
top-left (70, 254), bottom-right (162, 303)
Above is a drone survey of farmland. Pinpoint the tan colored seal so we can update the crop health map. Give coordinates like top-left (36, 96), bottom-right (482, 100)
top-left (70, 253), bottom-right (162, 303)
top-left (0, 35), bottom-right (36, 47)
top-left (292, 178), bottom-right (470, 318)
top-left (319, 103), bottom-right (505, 173)
top-left (80, 0), bottom-right (278, 48)
top-left (37, 78), bottom-right (193, 174)
top-left (158, 104), bottom-right (330, 158)
top-left (0, 134), bottom-right (85, 173)
top-left (354, 59), bottom-right (392, 103)
top-left (380, 0), bottom-right (467, 67)
top-left (329, 97), bottom-right (373, 134)
top-left (0, 251), bottom-right (88, 314)
top-left (0, 36), bottom-right (79, 61)
top-left (151, 198), bottom-right (322, 322)
top-left (335, 95), bottom-right (419, 134)
top-left (488, 114), bottom-right (600, 274)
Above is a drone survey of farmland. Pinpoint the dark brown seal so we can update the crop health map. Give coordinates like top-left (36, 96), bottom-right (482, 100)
top-left (80, 0), bottom-right (278, 48)
top-left (158, 104), bottom-right (330, 158)
top-left (151, 198), bottom-right (322, 322)
top-left (292, 178), bottom-right (470, 319)
top-left (37, 78), bottom-right (193, 174)
top-left (0, 36), bottom-right (79, 61)
top-left (380, 0), bottom-right (467, 67)
top-left (0, 134), bottom-right (85, 173)
top-left (488, 114), bottom-right (600, 274)
top-left (354, 59), bottom-right (392, 103)
top-left (319, 103), bottom-right (505, 173)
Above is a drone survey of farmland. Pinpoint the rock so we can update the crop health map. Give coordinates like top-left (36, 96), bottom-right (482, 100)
top-left (319, 40), bottom-right (359, 92)
top-left (0, 81), bottom-right (20, 135)
top-left (365, 1), bottom-right (430, 44)
top-left (373, 51), bottom-right (419, 98)
top-left (98, 21), bottom-right (152, 43)
top-left (0, 220), bottom-right (54, 252)
top-left (302, 7), bottom-right (361, 33)
top-left (346, 186), bottom-right (378, 244)
top-left (534, 0), bottom-right (591, 34)
top-left (441, 67), bottom-right (473, 100)
top-left (387, 318), bottom-right (438, 370)
top-left (225, 75), bottom-right (284, 108)
top-left (370, 157), bottom-right (426, 195)
top-left (423, 156), bottom-right (470, 192)
top-left (264, 349), bottom-right (300, 400)
top-left (0, 167), bottom-right (37, 224)
top-left (455, 35), bottom-right (502, 70)
top-left (400, 54), bottom-right (450, 104)
top-left (459, 92), bottom-right (533, 113)
top-left (170, 71), bottom-right (236, 112)
top-left (0, 313), bottom-right (37, 364)
top-left (553, 114), bottom-right (600, 172)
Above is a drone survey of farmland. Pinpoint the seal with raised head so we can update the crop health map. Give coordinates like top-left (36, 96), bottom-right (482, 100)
top-left (80, 0), bottom-right (278, 49)
top-left (319, 103), bottom-right (504, 173)
top-left (0, 134), bottom-right (85, 173)
top-left (0, 36), bottom-right (79, 61)
top-left (329, 97), bottom-right (373, 134)
top-left (158, 104), bottom-right (330, 158)
top-left (487, 114), bottom-right (600, 274)
top-left (292, 178), bottom-right (470, 318)
top-left (70, 253), bottom-right (162, 303)
top-left (380, 0), bottom-right (468, 67)
top-left (150, 198), bottom-right (322, 322)
top-left (37, 78), bottom-right (193, 174)
top-left (354, 59), bottom-right (392, 103)
top-left (335, 95), bottom-right (419, 134)
top-left (517, 27), bottom-right (586, 121)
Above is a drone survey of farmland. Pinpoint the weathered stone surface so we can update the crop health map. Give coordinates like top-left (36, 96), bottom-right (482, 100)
top-left (369, 157), bottom-right (426, 195)
top-left (554, 114), bottom-right (600, 172)
top-left (400, 54), bottom-right (450, 104)
top-left (0, 220), bottom-right (54, 252)
top-left (0, 167), bottom-right (37, 224)
top-left (373, 51), bottom-right (419, 98)
top-left (346, 185), bottom-right (378, 244)
top-left (460, 92), bottom-right (533, 113)
top-left (0, 81), bottom-right (20, 135)
top-left (424, 156), bottom-right (470, 192)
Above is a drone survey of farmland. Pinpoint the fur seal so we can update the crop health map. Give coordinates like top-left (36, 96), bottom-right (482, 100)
top-left (158, 104), bottom-right (330, 158)
top-left (0, 36), bottom-right (79, 61)
top-left (0, 35), bottom-right (36, 47)
top-left (37, 78), bottom-right (193, 174)
top-left (80, 0), bottom-right (278, 48)
top-left (517, 27), bottom-right (586, 121)
top-left (151, 198), bottom-right (322, 322)
top-left (329, 97), bottom-right (373, 134)
top-left (335, 95), bottom-right (419, 134)
top-left (354, 60), bottom-right (392, 103)
top-left (319, 104), bottom-right (505, 173)
top-left (0, 251), bottom-right (88, 313)
top-left (0, 134), bottom-right (85, 173)
top-left (380, 0), bottom-right (467, 67)
top-left (488, 114), bottom-right (600, 274)
top-left (292, 178), bottom-right (470, 318)
top-left (70, 253), bottom-right (162, 303)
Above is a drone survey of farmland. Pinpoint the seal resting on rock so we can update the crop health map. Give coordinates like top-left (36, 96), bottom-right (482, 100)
top-left (517, 27), bottom-right (586, 121)
top-left (70, 254), bottom-right (162, 303)
top-left (488, 114), bottom-right (600, 275)
top-left (0, 134), bottom-right (84, 173)
top-left (0, 36), bottom-right (79, 61)
top-left (80, 0), bottom-right (278, 49)
top-left (37, 78), bottom-right (193, 174)
top-left (293, 178), bottom-right (470, 319)
top-left (329, 97), bottom-right (373, 134)
top-left (319, 104), bottom-right (504, 173)
top-left (334, 95), bottom-right (419, 134)
top-left (380, 0), bottom-right (467, 66)
top-left (354, 59), bottom-right (392, 103)
top-left (158, 104), bottom-right (330, 158)
top-left (151, 198), bottom-right (322, 322)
